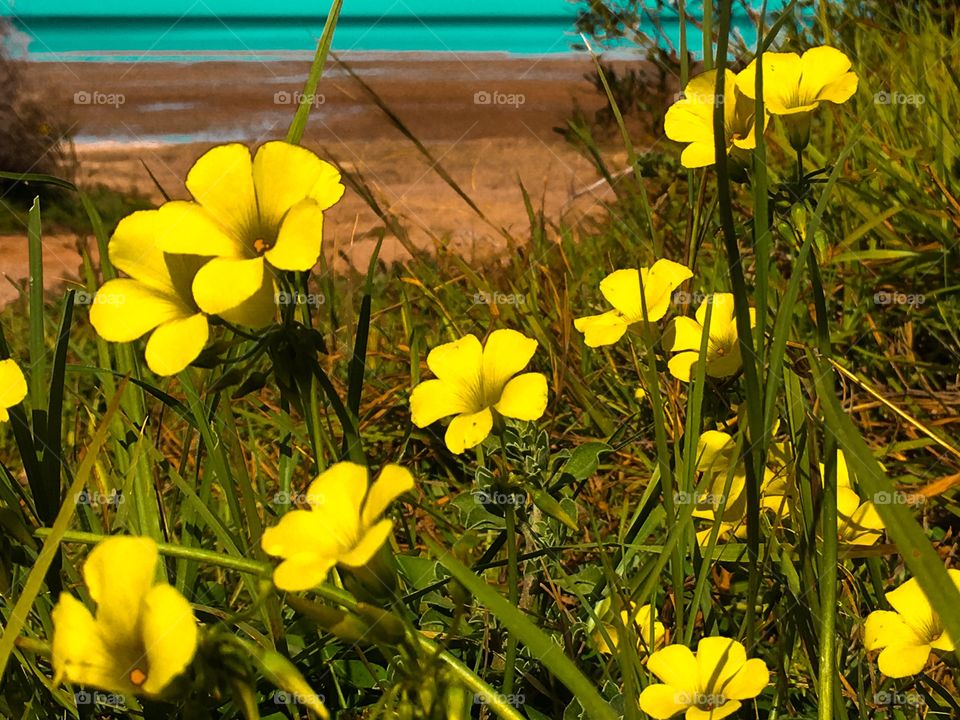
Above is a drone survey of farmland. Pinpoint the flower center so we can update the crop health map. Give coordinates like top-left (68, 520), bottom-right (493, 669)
top-left (130, 667), bottom-right (148, 687)
top-left (253, 237), bottom-right (273, 255)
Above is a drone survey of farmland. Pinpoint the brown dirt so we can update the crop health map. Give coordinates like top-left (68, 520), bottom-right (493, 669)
top-left (0, 54), bottom-right (634, 303)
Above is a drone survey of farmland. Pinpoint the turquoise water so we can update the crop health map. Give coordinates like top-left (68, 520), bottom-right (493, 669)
top-left (1, 1), bottom-right (804, 60)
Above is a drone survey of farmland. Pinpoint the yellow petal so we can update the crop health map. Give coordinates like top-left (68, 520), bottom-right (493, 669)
top-left (736, 52), bottom-right (803, 114)
top-left (83, 536), bottom-right (158, 644)
top-left (877, 643), bottom-right (932, 678)
top-left (864, 610), bottom-right (922, 651)
top-left (144, 314), bottom-right (209, 377)
top-left (638, 684), bottom-right (690, 719)
top-left (663, 317), bottom-right (705, 353)
top-left (445, 408), bottom-right (493, 454)
top-left (695, 431), bottom-right (736, 474)
top-left (338, 518), bottom-right (394, 567)
top-left (185, 143), bottom-right (258, 242)
top-left (272, 553), bottom-right (337, 592)
top-left (362, 464), bottom-right (414, 528)
top-left (154, 200), bottom-right (248, 258)
top-left (886, 578), bottom-right (936, 639)
top-left (667, 352), bottom-right (700, 383)
top-left (264, 199), bottom-right (325, 271)
top-left (410, 379), bottom-right (472, 427)
top-left (0, 359), bottom-right (27, 410)
top-left (307, 462), bottom-right (369, 517)
top-left (646, 643), bottom-right (698, 690)
top-left (680, 141), bottom-right (718, 168)
top-left (687, 700), bottom-right (741, 720)
top-left (252, 141), bottom-right (344, 234)
top-left (107, 210), bottom-right (176, 292)
top-left (191, 256), bottom-right (267, 319)
top-left (494, 372), bottom-right (548, 421)
top-left (262, 510), bottom-right (336, 559)
top-left (599, 269), bottom-right (643, 319)
top-left (798, 46), bottom-right (854, 105)
top-left (642, 259), bottom-right (693, 320)
top-left (696, 637), bottom-right (746, 694)
top-left (482, 329), bottom-right (538, 400)
top-left (90, 279), bottom-right (192, 343)
top-left (140, 584), bottom-right (198, 695)
top-left (51, 594), bottom-right (130, 694)
top-left (425, 334), bottom-right (484, 409)
top-left (723, 658), bottom-right (769, 700)
top-left (664, 99), bottom-right (713, 144)
top-left (817, 72), bottom-right (859, 105)
top-left (573, 311), bottom-right (629, 347)
top-left (695, 293), bottom-right (737, 334)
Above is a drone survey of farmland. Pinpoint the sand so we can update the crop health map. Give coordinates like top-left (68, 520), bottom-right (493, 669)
top-left (0, 54), bottom-right (635, 303)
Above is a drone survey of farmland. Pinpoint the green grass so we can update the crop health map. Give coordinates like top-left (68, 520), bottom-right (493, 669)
top-left (1, 1), bottom-right (959, 719)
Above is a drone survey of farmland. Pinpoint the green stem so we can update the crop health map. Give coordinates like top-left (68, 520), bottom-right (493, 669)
top-left (817, 441), bottom-right (839, 720)
top-left (502, 502), bottom-right (519, 696)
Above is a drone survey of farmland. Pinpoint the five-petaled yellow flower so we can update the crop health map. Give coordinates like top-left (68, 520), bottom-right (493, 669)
top-left (864, 569), bottom-right (960, 678)
top-left (639, 637), bottom-right (769, 720)
top-left (574, 259), bottom-right (692, 347)
top-left (664, 294), bottom-right (755, 382)
top-left (51, 536), bottom-right (198, 697)
top-left (664, 69), bottom-right (766, 168)
top-left (409, 329), bottom-right (548, 453)
top-left (0, 359), bottom-right (27, 421)
top-left (736, 46), bottom-right (858, 150)
top-left (90, 211), bottom-right (211, 376)
top-left (592, 598), bottom-right (666, 655)
top-left (156, 141), bottom-right (344, 326)
top-left (262, 462), bottom-right (414, 591)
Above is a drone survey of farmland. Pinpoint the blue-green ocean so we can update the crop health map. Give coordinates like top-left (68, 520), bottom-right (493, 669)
top-left (1, 1), bottom-right (805, 61)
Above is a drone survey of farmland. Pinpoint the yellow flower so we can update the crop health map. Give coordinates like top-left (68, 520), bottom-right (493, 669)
top-left (639, 637), bottom-right (769, 719)
top-left (864, 570), bottom-right (960, 678)
top-left (821, 451), bottom-right (885, 545)
top-left (155, 141), bottom-right (344, 326)
top-left (664, 294), bottom-right (755, 382)
top-left (736, 46), bottom-right (858, 150)
top-left (592, 598), bottom-right (666, 655)
top-left (51, 536), bottom-right (198, 697)
top-left (262, 462), bottom-right (414, 591)
top-left (409, 329), bottom-right (548, 454)
top-left (574, 259), bottom-right (692, 347)
top-left (663, 70), bottom-right (766, 168)
top-left (0, 359), bottom-right (27, 421)
top-left (90, 211), bottom-right (211, 376)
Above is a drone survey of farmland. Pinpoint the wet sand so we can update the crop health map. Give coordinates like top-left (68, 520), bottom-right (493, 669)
top-left (1, 54), bottom-right (644, 303)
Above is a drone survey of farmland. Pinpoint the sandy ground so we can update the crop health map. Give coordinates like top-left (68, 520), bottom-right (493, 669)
top-left (0, 54), bottom-right (637, 303)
